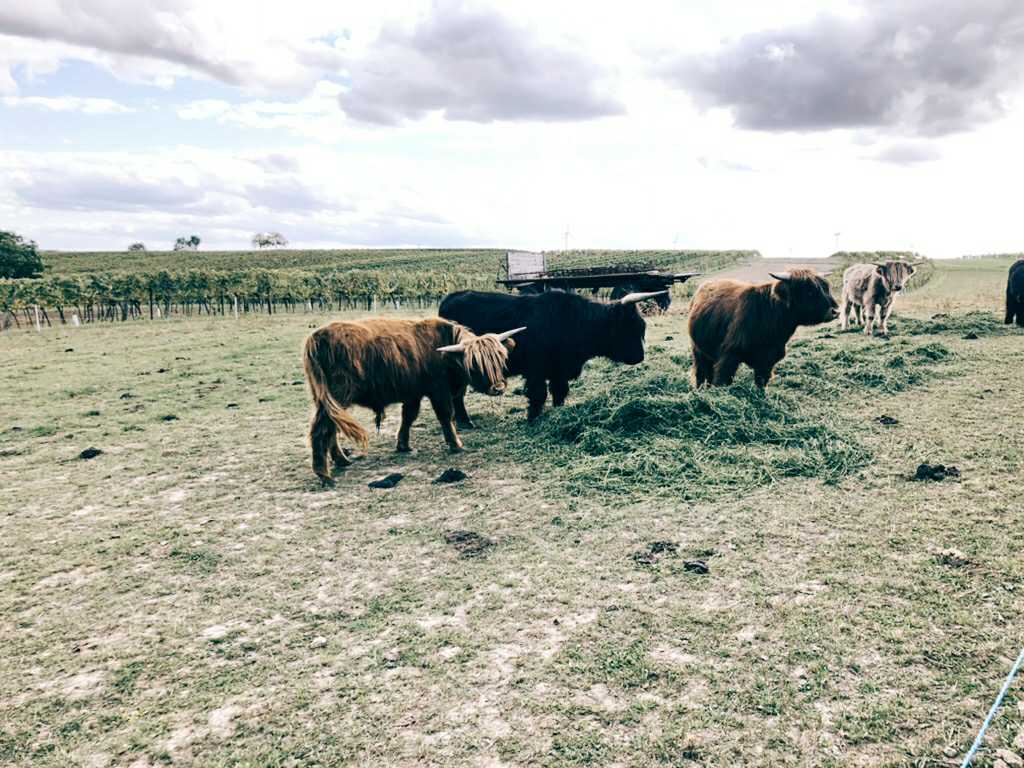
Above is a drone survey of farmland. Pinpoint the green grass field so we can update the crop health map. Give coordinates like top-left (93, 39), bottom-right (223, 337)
top-left (2, 257), bottom-right (1023, 767)
top-left (39, 248), bottom-right (757, 278)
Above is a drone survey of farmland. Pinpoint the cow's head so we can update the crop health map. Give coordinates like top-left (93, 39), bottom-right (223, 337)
top-left (874, 260), bottom-right (919, 293)
top-left (770, 270), bottom-right (839, 325)
top-left (438, 326), bottom-right (525, 395)
top-left (606, 291), bottom-right (668, 365)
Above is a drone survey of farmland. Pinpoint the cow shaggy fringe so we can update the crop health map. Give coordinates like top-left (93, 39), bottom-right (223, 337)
top-left (455, 327), bottom-right (511, 390)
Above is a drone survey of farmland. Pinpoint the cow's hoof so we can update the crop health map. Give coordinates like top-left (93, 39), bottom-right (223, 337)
top-left (448, 444), bottom-right (465, 454)
top-left (396, 444), bottom-right (412, 453)
top-left (456, 419), bottom-right (476, 430)
top-left (318, 476), bottom-right (336, 489)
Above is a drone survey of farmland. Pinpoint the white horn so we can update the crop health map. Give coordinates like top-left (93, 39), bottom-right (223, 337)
top-left (818, 270), bottom-right (834, 278)
top-left (910, 261), bottom-right (925, 266)
top-left (493, 326), bottom-right (527, 342)
top-left (436, 342), bottom-right (466, 354)
top-left (618, 290), bottom-right (668, 305)
top-left (769, 272), bottom-right (791, 281)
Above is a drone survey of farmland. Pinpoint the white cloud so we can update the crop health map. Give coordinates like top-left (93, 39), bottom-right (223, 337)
top-left (1, 95), bottom-right (134, 113)
top-left (2, 1), bottom-right (1024, 260)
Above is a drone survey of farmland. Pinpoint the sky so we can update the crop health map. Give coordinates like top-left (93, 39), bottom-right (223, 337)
top-left (1, 0), bottom-right (1023, 258)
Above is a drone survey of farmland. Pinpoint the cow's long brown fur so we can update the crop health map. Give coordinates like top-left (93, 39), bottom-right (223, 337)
top-left (688, 269), bottom-right (838, 388)
top-left (302, 317), bottom-right (512, 485)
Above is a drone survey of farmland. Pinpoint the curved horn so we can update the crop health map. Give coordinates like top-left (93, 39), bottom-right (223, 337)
top-left (618, 290), bottom-right (668, 305)
top-left (818, 270), bottom-right (834, 278)
top-left (910, 260), bottom-right (925, 266)
top-left (436, 342), bottom-right (466, 354)
top-left (493, 326), bottom-right (527, 342)
top-left (769, 272), bottom-right (791, 281)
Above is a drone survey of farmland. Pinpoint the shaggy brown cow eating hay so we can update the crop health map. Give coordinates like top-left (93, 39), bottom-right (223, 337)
top-left (303, 318), bottom-right (524, 486)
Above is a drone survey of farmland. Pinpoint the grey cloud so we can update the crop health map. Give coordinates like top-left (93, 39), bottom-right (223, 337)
top-left (658, 0), bottom-right (1024, 136)
top-left (244, 178), bottom-right (337, 213)
top-left (338, 2), bottom-right (624, 124)
top-left (871, 142), bottom-right (942, 164)
top-left (0, 1), bottom-right (245, 85)
top-left (250, 153), bottom-right (302, 174)
top-left (14, 170), bottom-right (215, 213)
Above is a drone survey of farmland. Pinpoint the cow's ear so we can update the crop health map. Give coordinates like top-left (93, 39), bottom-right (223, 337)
top-left (772, 279), bottom-right (791, 303)
top-left (502, 339), bottom-right (517, 351)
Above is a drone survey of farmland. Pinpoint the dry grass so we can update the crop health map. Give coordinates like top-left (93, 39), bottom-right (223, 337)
top-left (2, 258), bottom-right (1023, 767)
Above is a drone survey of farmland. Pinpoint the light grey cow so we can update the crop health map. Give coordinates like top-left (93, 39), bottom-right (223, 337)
top-left (840, 261), bottom-right (920, 336)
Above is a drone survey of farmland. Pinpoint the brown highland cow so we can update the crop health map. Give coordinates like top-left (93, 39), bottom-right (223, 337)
top-left (302, 318), bottom-right (523, 486)
top-left (688, 269), bottom-right (838, 388)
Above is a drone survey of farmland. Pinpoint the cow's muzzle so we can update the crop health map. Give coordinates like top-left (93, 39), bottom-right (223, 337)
top-left (487, 384), bottom-right (506, 396)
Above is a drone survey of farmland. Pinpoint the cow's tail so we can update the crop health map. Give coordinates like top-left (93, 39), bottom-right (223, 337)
top-left (303, 333), bottom-right (369, 450)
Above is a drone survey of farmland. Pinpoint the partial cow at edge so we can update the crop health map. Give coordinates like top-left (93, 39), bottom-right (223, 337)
top-left (302, 318), bottom-right (524, 486)
top-left (688, 270), bottom-right (838, 388)
top-left (439, 288), bottom-right (665, 421)
top-left (840, 260), bottom-right (922, 336)
top-left (1005, 258), bottom-right (1024, 326)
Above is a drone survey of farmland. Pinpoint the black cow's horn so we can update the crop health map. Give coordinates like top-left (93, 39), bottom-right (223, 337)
top-left (618, 290), bottom-right (668, 305)
top-left (493, 326), bottom-right (527, 342)
top-left (769, 272), bottom-right (791, 281)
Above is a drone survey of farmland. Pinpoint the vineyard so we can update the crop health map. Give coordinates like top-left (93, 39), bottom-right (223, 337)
top-left (2, 249), bottom-right (758, 327)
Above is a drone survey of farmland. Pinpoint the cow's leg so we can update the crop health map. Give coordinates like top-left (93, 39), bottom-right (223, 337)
top-left (839, 294), bottom-right (849, 330)
top-left (712, 353), bottom-right (741, 386)
top-left (309, 404), bottom-right (337, 487)
top-left (428, 393), bottom-right (464, 452)
top-left (526, 375), bottom-right (548, 421)
top-left (549, 378), bottom-right (570, 407)
top-left (452, 387), bottom-right (475, 430)
top-left (880, 300), bottom-right (894, 336)
top-left (863, 302), bottom-right (875, 336)
top-left (1007, 294), bottom-right (1021, 325)
top-left (753, 367), bottom-right (774, 389)
top-left (692, 350), bottom-right (712, 387)
top-left (853, 303), bottom-right (863, 325)
top-left (753, 349), bottom-right (783, 389)
top-left (396, 397), bottom-right (422, 453)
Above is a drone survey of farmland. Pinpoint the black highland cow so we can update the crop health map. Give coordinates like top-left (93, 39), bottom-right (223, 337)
top-left (1006, 259), bottom-right (1024, 326)
top-left (439, 289), bottom-right (664, 421)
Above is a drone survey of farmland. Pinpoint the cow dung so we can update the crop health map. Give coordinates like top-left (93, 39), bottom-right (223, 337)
top-left (78, 447), bottom-right (103, 460)
top-left (631, 540), bottom-right (678, 567)
top-left (914, 463), bottom-right (961, 481)
top-left (876, 415), bottom-right (899, 426)
top-left (934, 548), bottom-right (972, 568)
top-left (963, 331), bottom-right (980, 340)
top-left (683, 560), bottom-right (710, 575)
top-left (160, 414), bottom-right (179, 422)
top-left (368, 473), bottom-right (404, 489)
top-left (64, 348), bottom-right (74, 352)
top-left (444, 530), bottom-right (493, 558)
top-left (433, 468), bottom-right (467, 484)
